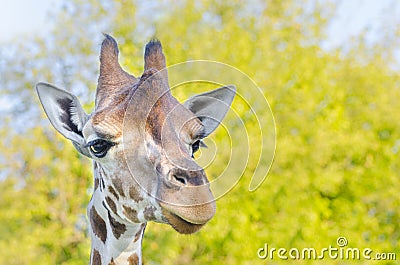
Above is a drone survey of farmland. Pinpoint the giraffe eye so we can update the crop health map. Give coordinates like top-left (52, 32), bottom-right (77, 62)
top-left (192, 140), bottom-right (200, 154)
top-left (191, 140), bottom-right (202, 158)
top-left (86, 139), bottom-right (115, 158)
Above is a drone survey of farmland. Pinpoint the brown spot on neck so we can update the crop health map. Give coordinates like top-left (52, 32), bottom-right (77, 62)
top-left (94, 163), bottom-right (100, 190)
top-left (129, 186), bottom-right (143, 203)
top-left (108, 185), bottom-right (119, 200)
top-left (123, 205), bottom-right (140, 223)
top-left (112, 178), bottom-right (125, 197)
top-left (143, 206), bottom-right (156, 221)
top-left (128, 253), bottom-right (139, 265)
top-left (89, 206), bottom-right (107, 243)
top-left (94, 178), bottom-right (100, 191)
top-left (105, 196), bottom-right (118, 215)
top-left (107, 211), bottom-right (126, 239)
top-left (134, 223), bottom-right (146, 242)
top-left (92, 249), bottom-right (102, 265)
top-left (108, 258), bottom-right (116, 265)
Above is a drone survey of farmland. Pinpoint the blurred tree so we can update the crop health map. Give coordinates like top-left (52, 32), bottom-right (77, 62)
top-left (0, 0), bottom-right (399, 264)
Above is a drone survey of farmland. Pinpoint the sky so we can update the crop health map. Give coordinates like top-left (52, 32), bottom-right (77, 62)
top-left (0, 0), bottom-right (398, 48)
top-left (0, 0), bottom-right (60, 43)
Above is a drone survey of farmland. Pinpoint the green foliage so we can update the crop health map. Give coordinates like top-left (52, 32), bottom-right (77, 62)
top-left (0, 0), bottom-right (399, 264)
top-left (0, 126), bottom-right (92, 264)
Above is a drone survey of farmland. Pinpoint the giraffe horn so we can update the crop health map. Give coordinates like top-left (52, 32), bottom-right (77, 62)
top-left (144, 39), bottom-right (166, 71)
top-left (143, 39), bottom-right (168, 83)
top-left (96, 34), bottom-right (137, 108)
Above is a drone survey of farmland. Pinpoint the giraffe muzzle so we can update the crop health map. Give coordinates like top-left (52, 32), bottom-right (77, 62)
top-left (157, 169), bottom-right (216, 234)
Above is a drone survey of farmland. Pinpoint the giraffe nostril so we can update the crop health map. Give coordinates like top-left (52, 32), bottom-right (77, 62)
top-left (172, 174), bottom-right (187, 186)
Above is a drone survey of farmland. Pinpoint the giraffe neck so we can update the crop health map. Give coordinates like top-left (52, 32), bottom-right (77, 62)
top-left (88, 162), bottom-right (149, 265)
top-left (88, 186), bottom-right (146, 265)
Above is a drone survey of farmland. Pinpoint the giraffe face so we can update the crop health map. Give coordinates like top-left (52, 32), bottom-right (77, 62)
top-left (36, 35), bottom-right (235, 235)
top-left (81, 80), bottom-right (217, 233)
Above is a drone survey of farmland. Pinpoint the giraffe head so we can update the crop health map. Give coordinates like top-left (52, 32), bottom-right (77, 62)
top-left (36, 35), bottom-right (235, 235)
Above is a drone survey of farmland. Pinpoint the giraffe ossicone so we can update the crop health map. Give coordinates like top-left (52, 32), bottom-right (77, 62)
top-left (36, 34), bottom-right (235, 265)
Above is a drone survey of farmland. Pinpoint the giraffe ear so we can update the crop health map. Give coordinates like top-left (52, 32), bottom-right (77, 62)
top-left (183, 85), bottom-right (236, 137)
top-left (36, 82), bottom-right (90, 157)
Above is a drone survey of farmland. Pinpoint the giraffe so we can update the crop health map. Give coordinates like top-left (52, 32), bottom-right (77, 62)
top-left (36, 34), bottom-right (235, 265)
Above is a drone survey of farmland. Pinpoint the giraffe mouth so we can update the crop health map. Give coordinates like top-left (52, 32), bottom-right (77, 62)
top-left (161, 207), bottom-right (207, 234)
top-left (157, 174), bottom-right (216, 234)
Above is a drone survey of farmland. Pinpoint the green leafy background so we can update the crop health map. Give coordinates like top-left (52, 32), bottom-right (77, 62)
top-left (0, 1), bottom-right (399, 264)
